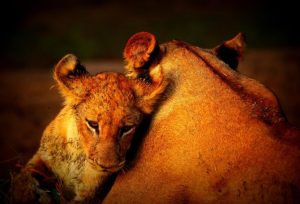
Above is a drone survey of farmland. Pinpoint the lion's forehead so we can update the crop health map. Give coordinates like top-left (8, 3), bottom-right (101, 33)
top-left (89, 84), bottom-right (135, 109)
top-left (84, 73), bottom-right (133, 98)
top-left (80, 100), bottom-right (139, 126)
top-left (77, 73), bottom-right (137, 122)
top-left (80, 92), bottom-right (135, 120)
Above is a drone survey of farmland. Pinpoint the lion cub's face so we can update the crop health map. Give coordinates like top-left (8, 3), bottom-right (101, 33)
top-left (76, 73), bottom-right (141, 172)
top-left (54, 54), bottom-right (166, 173)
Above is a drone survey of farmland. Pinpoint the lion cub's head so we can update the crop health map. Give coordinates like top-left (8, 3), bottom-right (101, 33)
top-left (54, 43), bottom-right (166, 173)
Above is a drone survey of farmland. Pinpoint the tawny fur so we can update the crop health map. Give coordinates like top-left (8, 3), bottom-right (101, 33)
top-left (103, 33), bottom-right (300, 203)
top-left (10, 54), bottom-right (166, 203)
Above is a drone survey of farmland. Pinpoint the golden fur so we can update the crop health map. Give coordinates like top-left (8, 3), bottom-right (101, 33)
top-left (103, 32), bottom-right (300, 203)
top-left (10, 54), bottom-right (166, 203)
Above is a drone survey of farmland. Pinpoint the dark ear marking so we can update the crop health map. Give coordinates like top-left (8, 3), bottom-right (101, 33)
top-left (54, 54), bottom-right (90, 102)
top-left (214, 33), bottom-right (246, 70)
top-left (67, 62), bottom-right (88, 79)
top-left (131, 64), bottom-right (167, 114)
top-left (55, 54), bottom-right (88, 81)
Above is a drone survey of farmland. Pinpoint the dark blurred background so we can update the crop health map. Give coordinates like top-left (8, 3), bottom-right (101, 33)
top-left (0, 0), bottom-right (300, 202)
top-left (0, 0), bottom-right (299, 67)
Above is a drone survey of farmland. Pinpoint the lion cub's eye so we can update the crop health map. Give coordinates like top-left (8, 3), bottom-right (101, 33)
top-left (86, 119), bottom-right (99, 132)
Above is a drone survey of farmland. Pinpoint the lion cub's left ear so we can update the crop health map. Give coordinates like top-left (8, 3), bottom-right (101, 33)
top-left (124, 32), bottom-right (167, 114)
top-left (213, 33), bottom-right (246, 70)
top-left (54, 54), bottom-right (89, 102)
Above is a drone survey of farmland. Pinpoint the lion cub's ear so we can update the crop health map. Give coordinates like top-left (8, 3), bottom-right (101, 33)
top-left (54, 54), bottom-right (89, 102)
top-left (132, 64), bottom-right (167, 114)
top-left (124, 32), bottom-right (167, 114)
top-left (213, 33), bottom-right (246, 70)
top-left (123, 32), bottom-right (159, 78)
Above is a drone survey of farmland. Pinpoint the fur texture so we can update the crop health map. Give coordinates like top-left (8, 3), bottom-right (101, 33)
top-left (103, 32), bottom-right (300, 203)
top-left (10, 54), bottom-right (167, 203)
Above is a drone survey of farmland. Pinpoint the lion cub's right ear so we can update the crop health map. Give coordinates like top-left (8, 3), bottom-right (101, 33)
top-left (124, 32), bottom-right (167, 114)
top-left (123, 32), bottom-right (159, 78)
top-left (54, 54), bottom-right (89, 103)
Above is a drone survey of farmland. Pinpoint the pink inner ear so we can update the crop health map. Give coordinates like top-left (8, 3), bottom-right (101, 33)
top-left (124, 32), bottom-right (157, 68)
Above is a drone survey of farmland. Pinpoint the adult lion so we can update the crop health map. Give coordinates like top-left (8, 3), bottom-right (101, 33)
top-left (103, 32), bottom-right (300, 203)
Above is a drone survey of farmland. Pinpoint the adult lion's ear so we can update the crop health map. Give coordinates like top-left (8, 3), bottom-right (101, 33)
top-left (214, 33), bottom-right (246, 70)
top-left (54, 54), bottom-right (89, 101)
top-left (132, 64), bottom-right (167, 114)
top-left (124, 32), bottom-right (160, 78)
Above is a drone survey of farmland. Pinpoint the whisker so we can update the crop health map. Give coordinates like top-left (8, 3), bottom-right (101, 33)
top-left (121, 166), bottom-right (129, 174)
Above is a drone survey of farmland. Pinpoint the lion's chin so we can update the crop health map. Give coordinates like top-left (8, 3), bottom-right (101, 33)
top-left (87, 160), bottom-right (125, 173)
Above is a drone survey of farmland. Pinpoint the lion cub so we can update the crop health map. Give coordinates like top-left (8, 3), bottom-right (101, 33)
top-left (11, 54), bottom-right (166, 203)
